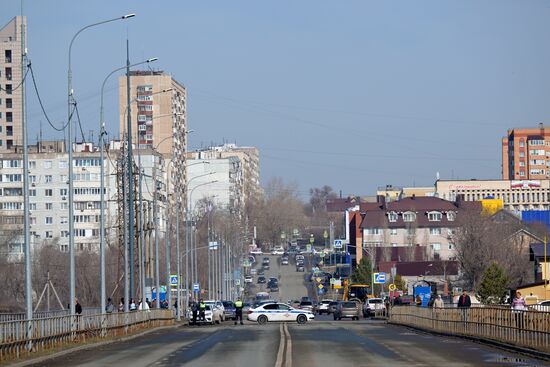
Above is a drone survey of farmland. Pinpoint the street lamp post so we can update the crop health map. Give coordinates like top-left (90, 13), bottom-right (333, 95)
top-left (68, 13), bottom-right (135, 318)
top-left (99, 57), bottom-right (156, 315)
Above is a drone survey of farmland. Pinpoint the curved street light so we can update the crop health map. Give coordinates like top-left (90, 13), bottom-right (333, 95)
top-left (67, 13), bottom-right (135, 318)
top-left (98, 57), bottom-right (157, 315)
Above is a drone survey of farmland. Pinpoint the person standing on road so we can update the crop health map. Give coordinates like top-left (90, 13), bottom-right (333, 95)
top-left (457, 290), bottom-right (471, 323)
top-left (433, 295), bottom-right (444, 309)
top-left (105, 298), bottom-right (115, 313)
top-left (191, 301), bottom-right (198, 325)
top-left (199, 299), bottom-right (206, 322)
top-left (234, 298), bottom-right (244, 325)
top-left (511, 291), bottom-right (527, 329)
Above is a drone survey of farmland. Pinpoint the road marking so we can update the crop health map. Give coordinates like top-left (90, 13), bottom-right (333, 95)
top-left (284, 322), bottom-right (292, 367)
top-left (275, 323), bottom-right (285, 367)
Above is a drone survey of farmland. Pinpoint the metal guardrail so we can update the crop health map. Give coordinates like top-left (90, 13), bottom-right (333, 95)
top-left (0, 309), bottom-right (174, 361)
top-left (0, 307), bottom-right (102, 323)
top-left (389, 306), bottom-right (550, 353)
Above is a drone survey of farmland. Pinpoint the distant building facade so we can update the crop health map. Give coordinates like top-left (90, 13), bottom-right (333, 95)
top-left (502, 123), bottom-right (550, 180)
top-left (435, 179), bottom-right (550, 214)
top-left (0, 16), bottom-right (25, 151)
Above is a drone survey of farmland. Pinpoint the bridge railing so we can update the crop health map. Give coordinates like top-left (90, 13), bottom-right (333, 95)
top-left (389, 305), bottom-right (550, 353)
top-left (0, 309), bottom-right (174, 362)
top-left (0, 307), bottom-right (102, 323)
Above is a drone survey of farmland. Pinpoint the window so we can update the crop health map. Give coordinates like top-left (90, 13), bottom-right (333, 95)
top-left (529, 149), bottom-right (545, 156)
top-left (263, 304), bottom-right (278, 310)
top-left (45, 189), bottom-right (53, 197)
top-left (45, 217), bottom-right (53, 225)
top-left (60, 217), bottom-right (68, 224)
top-left (29, 203), bottom-right (36, 210)
top-left (519, 151), bottom-right (525, 158)
top-left (59, 160), bottom-right (68, 168)
top-left (29, 175), bottom-right (36, 183)
top-left (429, 227), bottom-right (441, 235)
top-left (519, 171), bottom-right (525, 177)
top-left (45, 231), bottom-right (53, 239)
top-left (6, 98), bottom-right (12, 108)
top-left (390, 228), bottom-right (398, 235)
top-left (403, 211), bottom-right (416, 222)
top-left (4, 50), bottom-right (11, 63)
top-left (428, 211), bottom-right (442, 221)
top-left (29, 189), bottom-right (36, 197)
top-left (60, 202), bottom-right (68, 210)
top-left (519, 161), bottom-right (525, 167)
top-left (30, 217), bottom-right (36, 225)
top-left (43, 161), bottom-right (52, 169)
top-left (407, 228), bottom-right (416, 235)
top-left (29, 161), bottom-right (36, 169)
top-left (60, 188), bottom-right (68, 196)
top-left (431, 243), bottom-right (441, 251)
top-left (45, 203), bottom-right (53, 210)
top-left (45, 175), bottom-right (53, 183)
top-left (61, 231), bottom-right (70, 238)
top-left (5, 85), bottom-right (12, 95)
top-left (530, 169), bottom-right (544, 175)
top-left (530, 159), bottom-right (545, 165)
top-left (529, 140), bottom-right (545, 146)
top-left (446, 212), bottom-right (456, 221)
top-left (5, 67), bottom-right (12, 81)
top-left (60, 244), bottom-right (68, 252)
top-left (387, 212), bottom-right (398, 222)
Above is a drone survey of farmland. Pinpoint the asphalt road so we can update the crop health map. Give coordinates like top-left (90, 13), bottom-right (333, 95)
top-left (29, 319), bottom-right (548, 367)
top-left (27, 253), bottom-right (549, 367)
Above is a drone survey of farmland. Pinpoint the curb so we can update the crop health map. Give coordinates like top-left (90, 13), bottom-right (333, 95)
top-left (7, 322), bottom-right (183, 367)
top-left (387, 321), bottom-right (550, 362)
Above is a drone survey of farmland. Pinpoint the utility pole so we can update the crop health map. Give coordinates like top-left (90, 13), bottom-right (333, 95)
top-left (21, 9), bottom-right (33, 347)
top-left (153, 156), bottom-right (160, 308)
top-left (126, 39), bottom-right (135, 299)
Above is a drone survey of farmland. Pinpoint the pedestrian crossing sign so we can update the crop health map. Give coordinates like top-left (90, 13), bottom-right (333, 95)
top-left (170, 275), bottom-right (179, 287)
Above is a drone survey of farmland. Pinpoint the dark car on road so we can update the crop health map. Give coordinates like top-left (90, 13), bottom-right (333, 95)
top-left (257, 276), bottom-right (267, 284)
top-left (328, 301), bottom-right (339, 314)
top-left (296, 264), bottom-right (305, 272)
top-left (263, 263), bottom-right (270, 270)
top-left (334, 301), bottom-right (362, 321)
top-left (222, 300), bottom-right (236, 320)
top-left (257, 268), bottom-right (265, 276)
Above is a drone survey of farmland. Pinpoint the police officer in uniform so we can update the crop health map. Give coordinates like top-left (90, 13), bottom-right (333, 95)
top-left (234, 298), bottom-right (244, 325)
top-left (199, 299), bottom-right (206, 323)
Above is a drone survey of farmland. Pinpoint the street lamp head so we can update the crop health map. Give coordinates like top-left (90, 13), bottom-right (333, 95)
top-left (147, 57), bottom-right (158, 63)
top-left (162, 88), bottom-right (174, 93)
top-left (122, 13), bottom-right (136, 19)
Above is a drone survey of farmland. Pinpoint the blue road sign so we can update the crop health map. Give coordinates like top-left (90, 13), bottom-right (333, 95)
top-left (193, 283), bottom-right (200, 292)
top-left (374, 272), bottom-right (386, 284)
top-left (170, 275), bottom-right (178, 287)
top-left (334, 240), bottom-right (343, 249)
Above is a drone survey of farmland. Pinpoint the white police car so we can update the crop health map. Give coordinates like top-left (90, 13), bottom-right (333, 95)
top-left (247, 302), bottom-right (314, 325)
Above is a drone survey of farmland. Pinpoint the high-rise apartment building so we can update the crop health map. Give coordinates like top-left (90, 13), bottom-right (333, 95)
top-left (119, 70), bottom-right (187, 204)
top-left (0, 16), bottom-right (25, 151)
top-left (502, 123), bottom-right (550, 180)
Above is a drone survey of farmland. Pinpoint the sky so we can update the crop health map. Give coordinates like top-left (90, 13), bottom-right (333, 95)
top-left (3, 0), bottom-right (550, 200)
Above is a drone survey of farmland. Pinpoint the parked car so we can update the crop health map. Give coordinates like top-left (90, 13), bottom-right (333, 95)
top-left (317, 299), bottom-right (333, 315)
top-left (263, 263), bottom-right (270, 270)
top-left (204, 300), bottom-right (225, 323)
top-left (250, 247), bottom-right (263, 255)
top-left (281, 258), bottom-right (289, 265)
top-left (250, 268), bottom-right (257, 275)
top-left (244, 276), bottom-right (253, 283)
top-left (334, 301), bottom-right (362, 320)
top-left (296, 264), bottom-right (305, 272)
top-left (363, 298), bottom-right (386, 317)
top-left (271, 246), bottom-right (285, 255)
top-left (222, 301), bottom-right (236, 320)
top-left (530, 300), bottom-right (550, 312)
top-left (299, 300), bottom-right (315, 313)
top-left (269, 284), bottom-right (279, 292)
top-left (257, 268), bottom-right (265, 276)
top-left (257, 276), bottom-right (267, 284)
top-left (187, 304), bottom-right (215, 325)
top-left (328, 301), bottom-right (339, 314)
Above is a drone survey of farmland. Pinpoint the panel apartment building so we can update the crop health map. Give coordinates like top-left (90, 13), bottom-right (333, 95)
top-left (118, 70), bottom-right (187, 206)
top-left (0, 16), bottom-right (25, 151)
top-left (502, 123), bottom-right (550, 180)
top-left (0, 141), bottom-right (167, 257)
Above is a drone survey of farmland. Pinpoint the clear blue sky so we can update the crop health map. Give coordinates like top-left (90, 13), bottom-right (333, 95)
top-left (3, 0), bottom-right (550, 199)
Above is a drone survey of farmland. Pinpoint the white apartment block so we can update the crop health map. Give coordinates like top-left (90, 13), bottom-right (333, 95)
top-left (186, 156), bottom-right (244, 215)
top-left (0, 141), bottom-right (167, 257)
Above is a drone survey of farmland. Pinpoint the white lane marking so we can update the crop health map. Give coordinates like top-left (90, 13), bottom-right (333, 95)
top-left (275, 323), bottom-right (285, 367)
top-left (284, 322), bottom-right (292, 367)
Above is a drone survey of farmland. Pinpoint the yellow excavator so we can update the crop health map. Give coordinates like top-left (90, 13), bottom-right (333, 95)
top-left (343, 279), bottom-right (371, 302)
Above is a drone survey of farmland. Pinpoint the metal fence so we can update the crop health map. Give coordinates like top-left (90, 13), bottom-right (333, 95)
top-left (389, 306), bottom-right (550, 353)
top-left (0, 309), bottom-right (174, 361)
top-left (0, 307), bottom-right (102, 323)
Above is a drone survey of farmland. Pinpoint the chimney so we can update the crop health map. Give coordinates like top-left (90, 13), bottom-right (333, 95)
top-left (377, 195), bottom-right (386, 208)
top-left (411, 194), bottom-right (416, 200)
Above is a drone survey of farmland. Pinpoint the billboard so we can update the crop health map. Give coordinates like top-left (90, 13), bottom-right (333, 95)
top-left (481, 198), bottom-right (503, 216)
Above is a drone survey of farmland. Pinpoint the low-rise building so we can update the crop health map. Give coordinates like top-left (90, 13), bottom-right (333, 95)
top-left (359, 196), bottom-right (480, 261)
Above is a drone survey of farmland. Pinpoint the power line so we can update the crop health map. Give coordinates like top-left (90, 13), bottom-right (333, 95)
top-left (28, 62), bottom-right (69, 132)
